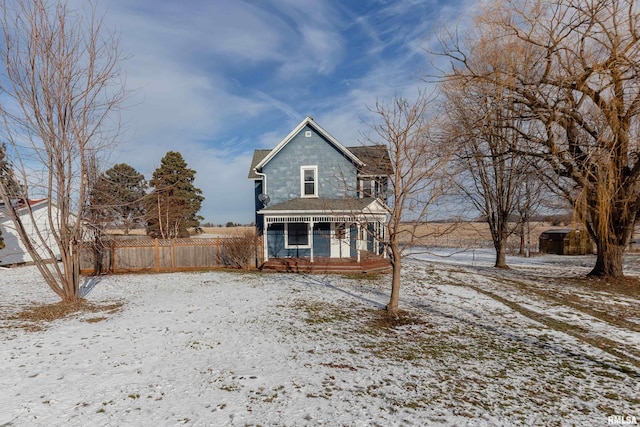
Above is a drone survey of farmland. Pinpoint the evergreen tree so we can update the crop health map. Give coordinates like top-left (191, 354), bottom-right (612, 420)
top-left (146, 151), bottom-right (203, 238)
top-left (0, 143), bottom-right (22, 198)
top-left (90, 163), bottom-right (147, 235)
top-left (0, 143), bottom-right (21, 251)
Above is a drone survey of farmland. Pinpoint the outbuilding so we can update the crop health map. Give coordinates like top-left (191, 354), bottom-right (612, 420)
top-left (539, 229), bottom-right (593, 255)
top-left (0, 199), bottom-right (62, 266)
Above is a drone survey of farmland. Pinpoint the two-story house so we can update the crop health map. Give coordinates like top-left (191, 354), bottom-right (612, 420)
top-left (248, 117), bottom-right (392, 270)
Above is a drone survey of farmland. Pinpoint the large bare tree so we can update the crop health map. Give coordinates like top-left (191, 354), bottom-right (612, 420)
top-left (365, 91), bottom-right (452, 315)
top-left (438, 0), bottom-right (640, 277)
top-left (0, 0), bottom-right (127, 301)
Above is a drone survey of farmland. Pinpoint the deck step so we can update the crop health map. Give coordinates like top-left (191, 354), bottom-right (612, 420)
top-left (261, 257), bottom-right (391, 274)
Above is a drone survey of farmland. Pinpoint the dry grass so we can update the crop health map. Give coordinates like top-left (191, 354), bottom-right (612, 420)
top-left (366, 308), bottom-right (430, 331)
top-left (9, 300), bottom-right (124, 331)
top-left (198, 226), bottom-right (255, 237)
top-left (562, 275), bottom-right (640, 297)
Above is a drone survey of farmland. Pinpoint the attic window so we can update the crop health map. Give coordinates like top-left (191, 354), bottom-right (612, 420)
top-left (305, 131), bottom-right (312, 137)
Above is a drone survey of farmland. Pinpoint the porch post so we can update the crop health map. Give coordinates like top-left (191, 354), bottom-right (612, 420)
top-left (309, 220), bottom-right (314, 263)
top-left (376, 221), bottom-right (381, 255)
top-left (356, 223), bottom-right (361, 263)
top-left (380, 221), bottom-right (387, 258)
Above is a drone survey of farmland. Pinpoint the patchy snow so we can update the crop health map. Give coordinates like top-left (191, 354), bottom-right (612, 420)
top-left (1, 253), bottom-right (639, 426)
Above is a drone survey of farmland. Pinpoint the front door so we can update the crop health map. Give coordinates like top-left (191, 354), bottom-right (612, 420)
top-left (330, 222), bottom-right (350, 258)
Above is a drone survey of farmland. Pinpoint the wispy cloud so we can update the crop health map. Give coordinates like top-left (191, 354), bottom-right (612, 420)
top-left (70, 0), bottom-right (478, 223)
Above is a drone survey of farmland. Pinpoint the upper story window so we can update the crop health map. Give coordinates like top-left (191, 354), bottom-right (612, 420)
top-left (358, 177), bottom-right (388, 200)
top-left (301, 165), bottom-right (317, 197)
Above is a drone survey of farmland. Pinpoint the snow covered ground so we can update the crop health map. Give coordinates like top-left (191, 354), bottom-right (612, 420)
top-left (1, 252), bottom-right (639, 426)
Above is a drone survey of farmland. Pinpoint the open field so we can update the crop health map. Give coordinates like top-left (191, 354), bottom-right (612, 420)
top-left (398, 221), bottom-right (581, 252)
top-left (1, 251), bottom-right (638, 425)
top-left (197, 226), bottom-right (255, 238)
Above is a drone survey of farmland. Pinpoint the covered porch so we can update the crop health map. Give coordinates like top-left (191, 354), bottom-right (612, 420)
top-left (258, 199), bottom-right (388, 267)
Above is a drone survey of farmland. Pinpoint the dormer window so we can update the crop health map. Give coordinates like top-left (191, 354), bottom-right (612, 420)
top-left (301, 165), bottom-right (317, 197)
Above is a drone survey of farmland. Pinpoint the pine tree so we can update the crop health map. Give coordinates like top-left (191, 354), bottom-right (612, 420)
top-left (90, 163), bottom-right (147, 235)
top-left (0, 143), bottom-right (22, 199)
top-left (0, 143), bottom-right (21, 251)
top-left (146, 151), bottom-right (203, 238)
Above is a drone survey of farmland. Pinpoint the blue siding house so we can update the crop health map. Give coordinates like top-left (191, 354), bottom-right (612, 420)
top-left (248, 117), bottom-right (392, 265)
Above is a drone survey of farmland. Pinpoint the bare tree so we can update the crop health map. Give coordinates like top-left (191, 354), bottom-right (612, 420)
top-left (0, 0), bottom-right (127, 301)
top-left (438, 0), bottom-right (640, 277)
top-left (442, 79), bottom-right (543, 267)
top-left (365, 91), bottom-right (452, 315)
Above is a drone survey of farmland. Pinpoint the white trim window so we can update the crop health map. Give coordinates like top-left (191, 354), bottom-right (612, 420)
top-left (285, 222), bottom-right (310, 248)
top-left (301, 165), bottom-right (318, 197)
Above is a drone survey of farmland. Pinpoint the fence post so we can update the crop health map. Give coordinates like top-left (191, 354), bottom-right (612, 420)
top-left (155, 238), bottom-right (160, 272)
top-left (172, 239), bottom-right (176, 269)
top-left (110, 239), bottom-right (116, 273)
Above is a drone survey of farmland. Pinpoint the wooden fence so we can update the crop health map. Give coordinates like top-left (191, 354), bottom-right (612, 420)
top-left (80, 237), bottom-right (264, 274)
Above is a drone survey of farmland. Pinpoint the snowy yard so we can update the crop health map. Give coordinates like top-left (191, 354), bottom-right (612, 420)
top-left (1, 251), bottom-right (639, 426)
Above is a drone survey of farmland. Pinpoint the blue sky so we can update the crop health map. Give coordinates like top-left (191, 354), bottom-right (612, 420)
top-left (90, 0), bottom-right (475, 224)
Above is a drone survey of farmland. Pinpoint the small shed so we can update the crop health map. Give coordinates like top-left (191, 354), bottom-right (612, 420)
top-left (539, 229), bottom-right (593, 255)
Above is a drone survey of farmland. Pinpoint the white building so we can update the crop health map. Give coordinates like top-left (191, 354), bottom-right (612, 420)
top-left (0, 199), bottom-right (61, 266)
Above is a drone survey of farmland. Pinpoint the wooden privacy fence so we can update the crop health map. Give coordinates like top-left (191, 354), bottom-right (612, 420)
top-left (80, 237), bottom-right (264, 274)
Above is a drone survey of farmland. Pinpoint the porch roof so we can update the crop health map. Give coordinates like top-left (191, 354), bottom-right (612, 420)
top-left (258, 197), bottom-right (387, 224)
top-left (259, 197), bottom-right (380, 213)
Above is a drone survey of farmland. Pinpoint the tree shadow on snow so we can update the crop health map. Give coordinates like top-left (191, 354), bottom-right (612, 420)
top-left (288, 273), bottom-right (387, 310)
top-left (79, 275), bottom-right (104, 298)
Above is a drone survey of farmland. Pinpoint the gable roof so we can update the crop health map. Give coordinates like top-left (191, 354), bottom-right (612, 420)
top-left (248, 120), bottom-right (394, 180)
top-left (347, 145), bottom-right (393, 176)
top-left (0, 199), bottom-right (48, 218)
top-left (253, 117), bottom-right (364, 172)
top-left (248, 144), bottom-right (393, 179)
top-left (248, 149), bottom-right (270, 179)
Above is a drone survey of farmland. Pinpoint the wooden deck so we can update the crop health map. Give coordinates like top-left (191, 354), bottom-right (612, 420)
top-left (260, 256), bottom-right (391, 274)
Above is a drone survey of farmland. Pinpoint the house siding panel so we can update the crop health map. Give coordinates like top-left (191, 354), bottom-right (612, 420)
top-left (254, 181), bottom-right (264, 233)
top-left (313, 223), bottom-right (330, 258)
top-left (262, 125), bottom-right (357, 205)
top-left (266, 223), bottom-right (311, 258)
